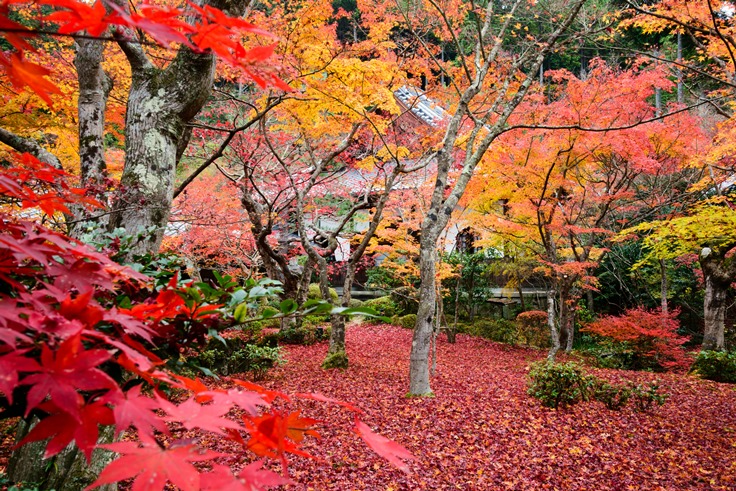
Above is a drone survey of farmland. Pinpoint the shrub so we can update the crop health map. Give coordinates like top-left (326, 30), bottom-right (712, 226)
top-left (590, 380), bottom-right (631, 410)
top-left (302, 314), bottom-right (330, 328)
top-left (468, 318), bottom-right (518, 344)
top-left (630, 381), bottom-right (669, 412)
top-left (363, 296), bottom-right (399, 319)
top-left (195, 337), bottom-right (284, 378)
top-left (348, 298), bottom-right (364, 308)
top-left (516, 310), bottom-right (550, 347)
top-left (278, 326), bottom-right (317, 345)
top-left (582, 337), bottom-right (637, 370)
top-left (399, 314), bottom-right (417, 329)
top-left (691, 350), bottom-right (736, 383)
top-left (527, 361), bottom-right (595, 409)
top-left (582, 307), bottom-right (691, 372)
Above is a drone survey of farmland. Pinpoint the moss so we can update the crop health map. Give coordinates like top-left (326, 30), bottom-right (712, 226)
top-left (362, 296), bottom-right (399, 319)
top-left (308, 283), bottom-right (339, 302)
top-left (405, 391), bottom-right (435, 398)
top-left (322, 350), bottom-right (349, 369)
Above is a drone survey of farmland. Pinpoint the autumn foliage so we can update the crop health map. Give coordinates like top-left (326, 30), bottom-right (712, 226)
top-left (583, 307), bottom-right (691, 371)
top-left (0, 155), bottom-right (413, 489)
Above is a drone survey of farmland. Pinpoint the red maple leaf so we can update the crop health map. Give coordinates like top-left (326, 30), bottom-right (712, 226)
top-left (0, 52), bottom-right (62, 107)
top-left (40, 0), bottom-right (111, 37)
top-left (160, 395), bottom-right (241, 435)
top-left (87, 441), bottom-right (224, 491)
top-left (21, 400), bottom-right (114, 461)
top-left (107, 385), bottom-right (169, 442)
top-left (201, 388), bottom-right (265, 415)
top-left (0, 349), bottom-right (40, 404)
top-left (21, 332), bottom-right (118, 419)
top-left (354, 418), bottom-right (415, 474)
top-left (242, 409), bottom-right (320, 469)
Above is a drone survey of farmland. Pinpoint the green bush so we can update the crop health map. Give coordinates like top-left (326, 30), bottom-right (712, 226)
top-left (527, 361), bottom-right (595, 409)
top-left (691, 350), bottom-right (736, 383)
top-left (467, 318), bottom-right (518, 344)
top-left (630, 381), bottom-right (669, 412)
top-left (582, 338), bottom-right (637, 370)
top-left (278, 326), bottom-right (316, 345)
top-left (362, 296), bottom-right (399, 319)
top-left (302, 314), bottom-right (330, 328)
top-left (195, 338), bottom-right (283, 379)
top-left (308, 283), bottom-right (339, 302)
top-left (348, 298), bottom-right (364, 308)
top-left (590, 380), bottom-right (631, 410)
top-left (528, 361), bottom-right (670, 412)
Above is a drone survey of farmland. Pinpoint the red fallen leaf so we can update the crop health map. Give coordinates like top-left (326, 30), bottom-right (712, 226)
top-left (159, 395), bottom-right (241, 435)
top-left (294, 392), bottom-right (364, 414)
top-left (0, 52), bottom-right (61, 107)
top-left (200, 462), bottom-right (293, 491)
top-left (201, 388), bottom-right (266, 415)
top-left (87, 441), bottom-right (224, 491)
top-left (231, 379), bottom-right (290, 403)
top-left (21, 399), bottom-right (114, 461)
top-left (21, 332), bottom-right (118, 420)
top-left (354, 418), bottom-right (415, 474)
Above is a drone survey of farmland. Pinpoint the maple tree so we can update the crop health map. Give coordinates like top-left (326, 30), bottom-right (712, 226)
top-left (0, 0), bottom-right (288, 256)
top-left (463, 59), bottom-right (703, 359)
top-left (582, 307), bottom-right (691, 370)
top-left (358, 0), bottom-right (592, 395)
top-left (171, 0), bottom-right (439, 368)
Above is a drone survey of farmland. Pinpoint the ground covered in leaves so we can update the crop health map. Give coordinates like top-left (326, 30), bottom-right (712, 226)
top-left (233, 324), bottom-right (736, 491)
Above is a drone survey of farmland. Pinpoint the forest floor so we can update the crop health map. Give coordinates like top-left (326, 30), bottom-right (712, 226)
top-left (238, 323), bottom-right (736, 491)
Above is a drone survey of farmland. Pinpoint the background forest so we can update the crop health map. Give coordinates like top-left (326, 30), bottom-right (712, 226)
top-left (1, 0), bottom-right (736, 489)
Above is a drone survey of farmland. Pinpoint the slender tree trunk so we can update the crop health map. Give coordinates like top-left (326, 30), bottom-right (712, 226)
top-left (660, 258), bottom-right (668, 314)
top-left (410, 234), bottom-right (438, 395)
top-left (72, 38), bottom-right (112, 233)
top-left (677, 33), bottom-right (684, 104)
top-left (547, 290), bottom-right (560, 361)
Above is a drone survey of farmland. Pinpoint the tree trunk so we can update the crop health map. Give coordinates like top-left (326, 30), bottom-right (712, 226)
top-left (660, 258), bottom-right (668, 314)
top-left (107, 0), bottom-right (253, 256)
top-left (702, 273), bottom-right (728, 351)
top-left (547, 290), bottom-right (560, 361)
top-left (700, 250), bottom-right (736, 351)
top-left (108, 48), bottom-right (216, 255)
top-left (410, 235), bottom-right (438, 395)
